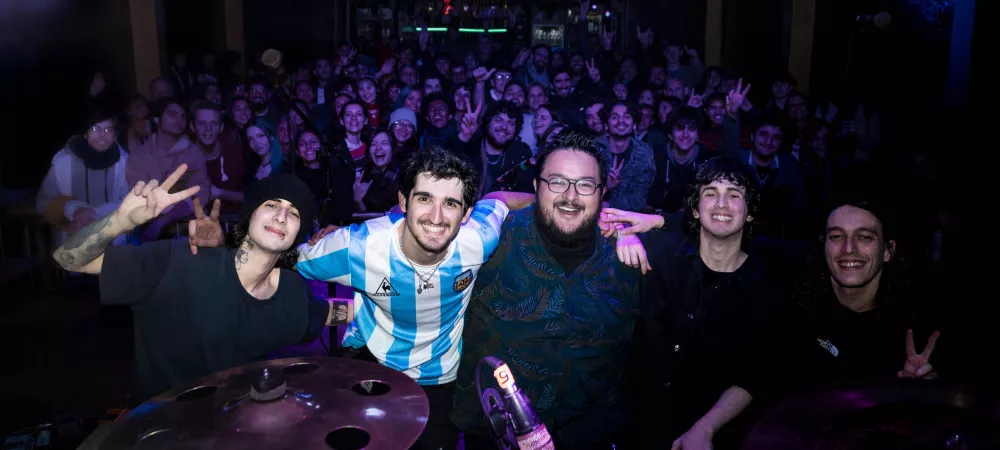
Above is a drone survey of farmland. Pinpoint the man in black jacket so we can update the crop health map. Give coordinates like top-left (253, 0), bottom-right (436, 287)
top-left (601, 157), bottom-right (803, 449)
top-left (451, 100), bottom-right (535, 196)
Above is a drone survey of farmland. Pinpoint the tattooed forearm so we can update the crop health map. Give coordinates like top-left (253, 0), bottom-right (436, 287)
top-left (326, 298), bottom-right (353, 326)
top-left (53, 213), bottom-right (120, 271)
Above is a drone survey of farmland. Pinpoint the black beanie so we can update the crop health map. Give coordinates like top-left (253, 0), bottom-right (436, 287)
top-left (241, 174), bottom-right (316, 246)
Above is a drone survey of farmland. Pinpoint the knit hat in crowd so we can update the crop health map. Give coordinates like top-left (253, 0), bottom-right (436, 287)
top-left (241, 174), bottom-right (315, 246)
top-left (389, 107), bottom-right (418, 134)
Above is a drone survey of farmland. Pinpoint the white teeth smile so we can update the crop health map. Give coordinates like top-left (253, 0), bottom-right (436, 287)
top-left (840, 261), bottom-right (864, 268)
top-left (558, 206), bottom-right (580, 212)
top-left (423, 225), bottom-right (446, 233)
top-left (711, 214), bottom-right (732, 221)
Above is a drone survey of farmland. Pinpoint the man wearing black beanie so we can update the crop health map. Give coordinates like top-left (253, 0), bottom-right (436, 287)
top-left (52, 167), bottom-right (336, 405)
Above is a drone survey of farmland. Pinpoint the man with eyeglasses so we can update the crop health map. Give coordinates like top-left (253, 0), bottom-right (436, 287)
top-left (37, 107), bottom-right (130, 245)
top-left (453, 131), bottom-right (648, 449)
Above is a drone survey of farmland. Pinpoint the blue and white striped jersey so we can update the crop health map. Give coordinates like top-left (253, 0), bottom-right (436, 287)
top-left (296, 199), bottom-right (508, 384)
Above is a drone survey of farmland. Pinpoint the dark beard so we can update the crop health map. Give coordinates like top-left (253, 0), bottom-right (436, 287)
top-left (486, 130), bottom-right (512, 149)
top-left (534, 201), bottom-right (599, 248)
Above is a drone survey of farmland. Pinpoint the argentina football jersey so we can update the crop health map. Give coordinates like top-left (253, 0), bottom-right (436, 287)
top-left (297, 199), bottom-right (508, 384)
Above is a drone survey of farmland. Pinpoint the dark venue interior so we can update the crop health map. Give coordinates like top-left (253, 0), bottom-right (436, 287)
top-left (1, 0), bottom-right (990, 449)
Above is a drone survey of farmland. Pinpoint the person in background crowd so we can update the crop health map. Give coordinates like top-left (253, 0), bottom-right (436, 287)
top-left (421, 93), bottom-right (457, 149)
top-left (148, 76), bottom-right (174, 102)
top-left (740, 114), bottom-right (807, 239)
top-left (244, 116), bottom-right (284, 181)
top-left (38, 107), bottom-right (131, 244)
top-left (597, 102), bottom-right (656, 212)
top-left (454, 100), bottom-right (535, 195)
top-left (388, 107), bottom-right (419, 156)
top-left (190, 101), bottom-right (245, 213)
top-left (126, 98), bottom-right (211, 241)
top-left (124, 94), bottom-right (151, 150)
top-left (353, 129), bottom-right (399, 213)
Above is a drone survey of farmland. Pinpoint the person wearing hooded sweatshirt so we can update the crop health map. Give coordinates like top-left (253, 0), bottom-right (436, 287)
top-left (37, 107), bottom-right (130, 245)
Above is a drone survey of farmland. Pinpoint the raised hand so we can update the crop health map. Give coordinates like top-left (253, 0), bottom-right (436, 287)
top-left (378, 58), bottom-right (396, 76)
top-left (188, 197), bottom-right (223, 254)
top-left (684, 46), bottom-right (699, 59)
top-left (687, 92), bottom-right (704, 108)
top-left (607, 156), bottom-right (625, 190)
top-left (898, 329), bottom-right (941, 379)
top-left (513, 48), bottom-right (531, 68)
top-left (117, 164), bottom-right (201, 231)
top-left (585, 58), bottom-right (601, 83)
top-left (636, 26), bottom-right (654, 48)
top-left (418, 27), bottom-right (430, 50)
top-left (353, 176), bottom-right (373, 206)
top-left (458, 98), bottom-right (483, 142)
top-left (473, 66), bottom-right (496, 83)
top-left (601, 25), bottom-right (615, 51)
top-left (725, 78), bottom-right (752, 116)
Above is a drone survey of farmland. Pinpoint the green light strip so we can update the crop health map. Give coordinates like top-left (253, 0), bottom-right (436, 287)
top-left (407, 27), bottom-right (507, 33)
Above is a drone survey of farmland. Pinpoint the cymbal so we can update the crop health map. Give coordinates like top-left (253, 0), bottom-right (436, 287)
top-left (81, 357), bottom-right (429, 450)
top-left (742, 380), bottom-right (1000, 450)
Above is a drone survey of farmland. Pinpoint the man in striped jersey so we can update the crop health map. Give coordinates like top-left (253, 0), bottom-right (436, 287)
top-left (297, 146), bottom-right (532, 450)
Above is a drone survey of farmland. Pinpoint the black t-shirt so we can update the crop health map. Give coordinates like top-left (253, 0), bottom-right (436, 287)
top-left (100, 240), bottom-right (328, 404)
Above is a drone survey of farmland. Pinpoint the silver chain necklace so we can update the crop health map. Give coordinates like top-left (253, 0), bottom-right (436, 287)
top-left (400, 225), bottom-right (445, 294)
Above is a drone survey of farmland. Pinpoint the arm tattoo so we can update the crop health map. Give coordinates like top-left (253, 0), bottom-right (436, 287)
top-left (328, 299), bottom-right (351, 326)
top-left (54, 214), bottom-right (118, 271)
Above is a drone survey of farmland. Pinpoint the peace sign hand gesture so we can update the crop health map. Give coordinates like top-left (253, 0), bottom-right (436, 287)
top-left (116, 164), bottom-right (202, 231)
top-left (898, 329), bottom-right (941, 379)
top-left (187, 197), bottom-right (223, 254)
top-left (585, 58), bottom-right (601, 83)
top-left (725, 78), bottom-right (752, 116)
top-left (458, 98), bottom-right (483, 142)
top-left (607, 156), bottom-right (626, 190)
top-left (686, 93), bottom-right (704, 108)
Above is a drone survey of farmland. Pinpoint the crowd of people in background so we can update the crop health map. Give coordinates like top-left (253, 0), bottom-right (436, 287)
top-left (35, 1), bottom-right (966, 448)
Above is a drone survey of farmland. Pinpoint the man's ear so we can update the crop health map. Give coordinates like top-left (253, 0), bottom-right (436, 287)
top-left (532, 178), bottom-right (538, 192)
top-left (153, 117), bottom-right (160, 127)
top-left (189, 121), bottom-right (195, 133)
top-left (462, 204), bottom-right (474, 223)
top-left (397, 191), bottom-right (407, 213)
top-left (883, 239), bottom-right (896, 262)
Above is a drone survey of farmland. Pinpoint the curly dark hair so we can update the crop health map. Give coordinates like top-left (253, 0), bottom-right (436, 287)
top-left (226, 218), bottom-right (299, 270)
top-left (486, 100), bottom-right (524, 133)
top-left (535, 131), bottom-right (609, 185)
top-left (399, 146), bottom-right (481, 212)
top-left (683, 157), bottom-right (760, 245)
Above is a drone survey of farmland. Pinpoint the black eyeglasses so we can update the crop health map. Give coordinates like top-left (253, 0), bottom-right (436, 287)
top-left (537, 176), bottom-right (604, 196)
